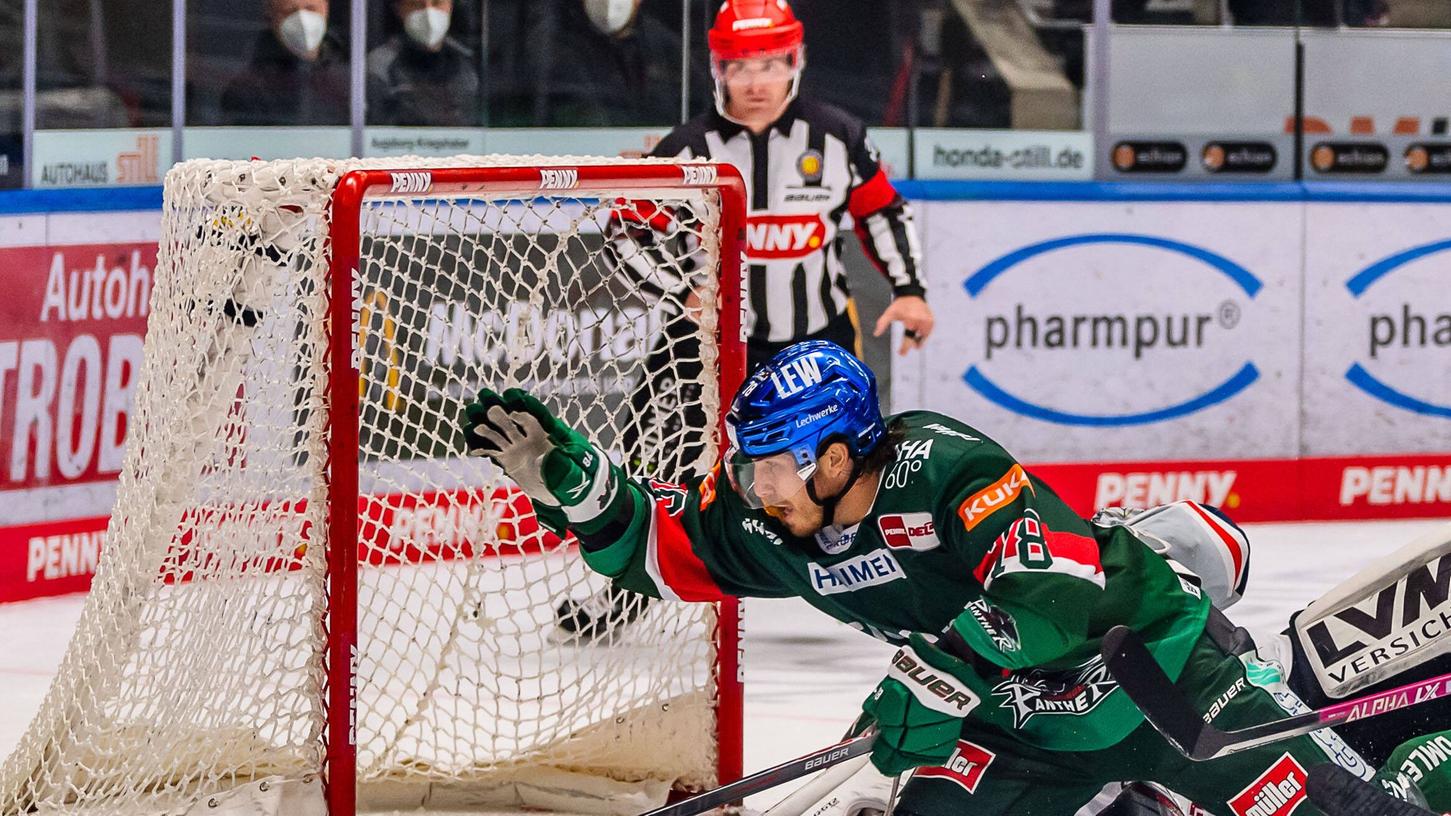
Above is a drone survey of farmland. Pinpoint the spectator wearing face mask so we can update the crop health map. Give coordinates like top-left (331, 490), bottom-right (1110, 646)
top-left (366, 0), bottom-right (480, 126)
top-left (221, 0), bottom-right (350, 126)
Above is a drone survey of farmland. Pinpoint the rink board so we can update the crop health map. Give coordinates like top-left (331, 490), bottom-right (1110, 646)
top-left (3, 184), bottom-right (1450, 604)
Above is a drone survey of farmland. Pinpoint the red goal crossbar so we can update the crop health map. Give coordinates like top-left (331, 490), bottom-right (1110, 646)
top-left (324, 163), bottom-right (749, 815)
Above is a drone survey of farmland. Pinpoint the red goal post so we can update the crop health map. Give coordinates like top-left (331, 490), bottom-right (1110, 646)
top-left (324, 162), bottom-right (749, 815)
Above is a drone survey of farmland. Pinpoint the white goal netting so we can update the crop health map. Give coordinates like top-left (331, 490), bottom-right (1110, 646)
top-left (0, 156), bottom-right (740, 815)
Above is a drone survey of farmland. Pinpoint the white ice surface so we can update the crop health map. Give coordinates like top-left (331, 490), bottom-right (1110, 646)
top-left (1, 518), bottom-right (1445, 811)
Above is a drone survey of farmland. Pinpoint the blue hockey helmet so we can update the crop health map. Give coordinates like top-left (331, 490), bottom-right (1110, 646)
top-left (725, 341), bottom-right (886, 508)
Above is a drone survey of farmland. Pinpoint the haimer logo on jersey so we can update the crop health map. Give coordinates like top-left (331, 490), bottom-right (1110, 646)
top-left (807, 549), bottom-right (904, 595)
top-left (745, 214), bottom-right (828, 261)
top-left (1228, 754), bottom-right (1308, 816)
top-left (877, 513), bottom-right (940, 551)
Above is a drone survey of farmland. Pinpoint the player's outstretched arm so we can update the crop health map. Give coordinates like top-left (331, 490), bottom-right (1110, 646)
top-left (461, 388), bottom-right (771, 602)
top-left (461, 388), bottom-right (657, 575)
top-left (462, 388), bottom-right (638, 531)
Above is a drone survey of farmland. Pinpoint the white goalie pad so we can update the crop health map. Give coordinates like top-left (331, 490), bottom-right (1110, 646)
top-left (765, 754), bottom-right (889, 816)
top-left (1294, 522), bottom-right (1451, 697)
top-left (1093, 501), bottom-right (1250, 609)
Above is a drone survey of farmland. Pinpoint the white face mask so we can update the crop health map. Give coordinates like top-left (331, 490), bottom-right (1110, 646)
top-left (404, 7), bottom-right (451, 51)
top-left (583, 0), bottom-right (640, 37)
top-left (277, 9), bottom-right (327, 60)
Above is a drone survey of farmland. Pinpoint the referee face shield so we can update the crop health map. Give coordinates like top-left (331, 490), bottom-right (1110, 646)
top-left (713, 47), bottom-right (801, 124)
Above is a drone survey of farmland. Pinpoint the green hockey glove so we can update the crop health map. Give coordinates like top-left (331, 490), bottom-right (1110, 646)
top-left (861, 633), bottom-right (983, 776)
top-left (462, 388), bottom-right (617, 527)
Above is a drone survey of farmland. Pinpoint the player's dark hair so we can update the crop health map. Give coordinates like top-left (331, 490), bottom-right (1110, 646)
top-left (859, 418), bottom-right (906, 474)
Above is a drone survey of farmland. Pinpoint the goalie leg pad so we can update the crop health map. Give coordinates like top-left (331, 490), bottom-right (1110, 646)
top-left (794, 760), bottom-right (896, 816)
top-left (1291, 523), bottom-right (1451, 698)
top-left (1093, 501), bottom-right (1250, 609)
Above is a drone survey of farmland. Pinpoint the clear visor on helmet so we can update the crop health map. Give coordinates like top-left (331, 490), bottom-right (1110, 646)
top-left (711, 46), bottom-right (802, 85)
top-left (725, 446), bottom-right (816, 510)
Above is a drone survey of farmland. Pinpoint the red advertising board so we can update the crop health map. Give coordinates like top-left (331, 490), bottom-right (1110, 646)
top-left (0, 243), bottom-right (153, 491)
top-left (0, 515), bottom-right (109, 602)
top-left (1032, 452), bottom-right (1451, 523)
top-left (0, 486), bottom-right (565, 603)
top-left (6, 453), bottom-right (1446, 603)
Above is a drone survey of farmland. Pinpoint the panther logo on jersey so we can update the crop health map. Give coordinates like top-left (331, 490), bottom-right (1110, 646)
top-left (991, 657), bottom-right (1119, 728)
top-left (964, 598), bottom-right (1019, 653)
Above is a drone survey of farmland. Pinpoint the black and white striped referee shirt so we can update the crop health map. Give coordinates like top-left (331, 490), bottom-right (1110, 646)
top-left (639, 97), bottom-right (925, 344)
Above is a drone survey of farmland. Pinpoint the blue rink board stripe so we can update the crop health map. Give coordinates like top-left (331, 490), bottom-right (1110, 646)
top-left (1, 181), bottom-right (1451, 215)
top-left (0, 186), bottom-right (164, 214)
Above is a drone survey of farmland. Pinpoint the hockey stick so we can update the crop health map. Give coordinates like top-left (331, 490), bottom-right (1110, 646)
top-left (762, 752), bottom-right (873, 816)
top-left (1099, 625), bottom-right (1451, 761)
top-left (1307, 763), bottom-right (1441, 816)
top-left (639, 730), bottom-right (877, 816)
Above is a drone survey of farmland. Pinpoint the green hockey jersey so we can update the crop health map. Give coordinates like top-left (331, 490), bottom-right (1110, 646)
top-left (1381, 729), bottom-right (1451, 811)
top-left (564, 410), bottom-right (1210, 751)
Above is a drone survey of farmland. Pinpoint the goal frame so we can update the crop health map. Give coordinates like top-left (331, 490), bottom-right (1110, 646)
top-left (324, 163), bottom-right (750, 815)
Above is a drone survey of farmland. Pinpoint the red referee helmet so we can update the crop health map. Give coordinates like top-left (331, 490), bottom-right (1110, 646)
top-left (707, 0), bottom-right (806, 122)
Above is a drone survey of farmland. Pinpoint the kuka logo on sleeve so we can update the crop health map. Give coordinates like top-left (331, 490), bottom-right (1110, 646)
top-left (744, 214), bottom-right (827, 260)
top-left (957, 464), bottom-right (1034, 532)
top-left (1228, 754), bottom-right (1308, 816)
top-left (911, 740), bottom-right (996, 793)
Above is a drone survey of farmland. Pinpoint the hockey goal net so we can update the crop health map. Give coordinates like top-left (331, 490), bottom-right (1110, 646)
top-left (0, 156), bottom-right (746, 815)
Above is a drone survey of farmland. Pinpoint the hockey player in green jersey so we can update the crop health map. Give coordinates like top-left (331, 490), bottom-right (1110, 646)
top-left (461, 340), bottom-right (1372, 816)
top-left (1377, 729), bottom-right (1451, 813)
